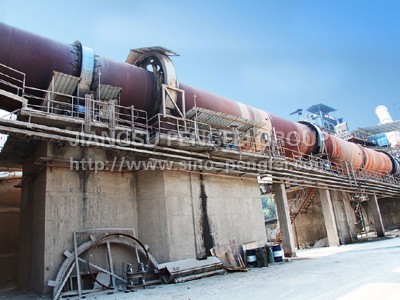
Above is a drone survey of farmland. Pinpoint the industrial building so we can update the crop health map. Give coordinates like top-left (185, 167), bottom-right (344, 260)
top-left (0, 22), bottom-right (399, 298)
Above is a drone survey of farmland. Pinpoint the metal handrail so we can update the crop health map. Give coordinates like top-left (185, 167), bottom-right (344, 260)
top-left (0, 63), bottom-right (26, 96)
top-left (0, 66), bottom-right (398, 187)
top-left (148, 113), bottom-right (213, 143)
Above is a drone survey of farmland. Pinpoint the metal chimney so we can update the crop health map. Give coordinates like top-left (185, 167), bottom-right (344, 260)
top-left (375, 105), bottom-right (400, 147)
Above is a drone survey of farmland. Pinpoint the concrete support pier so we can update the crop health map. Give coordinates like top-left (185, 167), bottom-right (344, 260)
top-left (369, 194), bottom-right (385, 237)
top-left (137, 170), bottom-right (267, 262)
top-left (273, 183), bottom-right (296, 257)
top-left (0, 176), bottom-right (21, 285)
top-left (330, 191), bottom-right (357, 244)
top-left (17, 141), bottom-right (268, 293)
top-left (378, 196), bottom-right (400, 230)
top-left (319, 188), bottom-right (340, 247)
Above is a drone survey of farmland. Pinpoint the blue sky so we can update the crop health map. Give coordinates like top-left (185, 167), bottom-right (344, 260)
top-left (1, 0), bottom-right (400, 129)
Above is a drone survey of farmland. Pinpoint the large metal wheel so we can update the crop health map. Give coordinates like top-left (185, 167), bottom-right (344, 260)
top-left (51, 233), bottom-right (158, 299)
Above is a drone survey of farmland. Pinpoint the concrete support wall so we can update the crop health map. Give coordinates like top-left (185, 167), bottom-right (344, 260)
top-left (18, 143), bottom-right (47, 292)
top-left (361, 201), bottom-right (374, 232)
top-left (273, 183), bottom-right (296, 257)
top-left (291, 190), bottom-right (356, 248)
top-left (18, 142), bottom-right (267, 294)
top-left (200, 174), bottom-right (266, 255)
top-left (136, 170), bottom-right (195, 263)
top-left (137, 170), bottom-right (267, 263)
top-left (368, 194), bottom-right (385, 237)
top-left (13, 140), bottom-right (399, 295)
top-left (330, 191), bottom-right (357, 244)
top-left (342, 192), bottom-right (358, 241)
top-left (319, 188), bottom-right (340, 247)
top-left (0, 177), bottom-right (21, 286)
top-left (19, 143), bottom-right (138, 294)
top-left (378, 197), bottom-right (400, 230)
top-left (292, 195), bottom-right (327, 248)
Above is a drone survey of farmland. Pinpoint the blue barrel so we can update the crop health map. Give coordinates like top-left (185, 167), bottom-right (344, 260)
top-left (272, 244), bottom-right (283, 262)
top-left (246, 249), bottom-right (257, 267)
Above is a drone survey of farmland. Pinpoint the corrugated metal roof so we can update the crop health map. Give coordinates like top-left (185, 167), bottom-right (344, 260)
top-left (96, 84), bottom-right (122, 101)
top-left (352, 121), bottom-right (400, 138)
top-left (51, 72), bottom-right (79, 95)
top-left (186, 107), bottom-right (265, 132)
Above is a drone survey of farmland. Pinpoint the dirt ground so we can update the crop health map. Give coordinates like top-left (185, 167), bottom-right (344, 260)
top-left (2, 233), bottom-right (400, 300)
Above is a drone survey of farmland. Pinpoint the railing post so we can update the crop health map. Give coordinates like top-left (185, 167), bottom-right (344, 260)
top-left (22, 73), bottom-right (25, 97)
top-left (109, 100), bottom-right (116, 140)
top-left (84, 94), bottom-right (91, 134)
top-left (162, 85), bottom-right (166, 117)
top-left (51, 76), bottom-right (55, 113)
top-left (182, 89), bottom-right (186, 119)
top-left (71, 97), bottom-right (74, 117)
top-left (158, 114), bottom-right (161, 136)
top-left (131, 105), bottom-right (135, 142)
top-left (47, 92), bottom-right (50, 113)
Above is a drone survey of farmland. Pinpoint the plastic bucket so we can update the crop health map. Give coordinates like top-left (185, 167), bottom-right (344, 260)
top-left (272, 244), bottom-right (283, 262)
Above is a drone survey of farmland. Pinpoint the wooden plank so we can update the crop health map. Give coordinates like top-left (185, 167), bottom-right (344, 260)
top-left (210, 245), bottom-right (246, 271)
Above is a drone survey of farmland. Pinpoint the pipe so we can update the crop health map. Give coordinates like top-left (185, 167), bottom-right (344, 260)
top-left (0, 23), bottom-right (158, 113)
top-left (0, 23), bottom-right (80, 110)
top-left (178, 84), bottom-right (317, 157)
top-left (179, 82), bottom-right (398, 175)
top-left (325, 134), bottom-right (364, 172)
top-left (91, 56), bottom-right (157, 114)
top-left (0, 22), bottom-right (398, 176)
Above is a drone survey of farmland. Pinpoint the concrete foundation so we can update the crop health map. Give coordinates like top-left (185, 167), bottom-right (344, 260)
top-left (360, 201), bottom-right (374, 232)
top-left (318, 189), bottom-right (340, 247)
top-left (330, 191), bottom-right (357, 244)
top-left (292, 194), bottom-right (327, 248)
top-left (368, 194), bottom-right (385, 237)
top-left (19, 143), bottom-right (138, 293)
top-left (0, 176), bottom-right (21, 286)
top-left (378, 197), bottom-right (400, 230)
top-left (291, 190), bottom-right (356, 248)
top-left (273, 183), bottom-right (296, 257)
top-left (137, 170), bottom-right (267, 262)
top-left (17, 142), bottom-right (267, 294)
